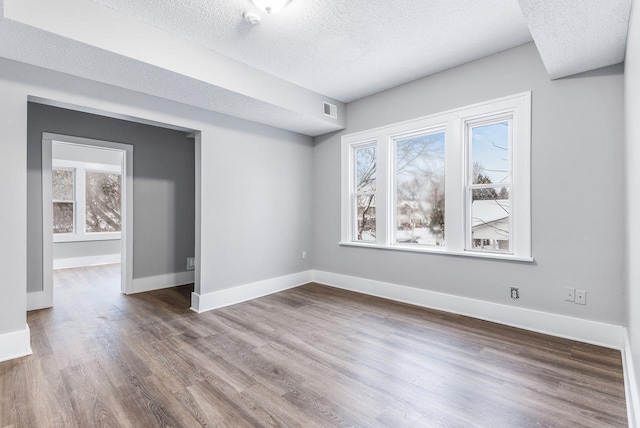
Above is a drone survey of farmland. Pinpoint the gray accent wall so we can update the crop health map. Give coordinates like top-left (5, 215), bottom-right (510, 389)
top-left (27, 103), bottom-right (195, 292)
top-left (625, 0), bottom-right (640, 416)
top-left (313, 42), bottom-right (625, 325)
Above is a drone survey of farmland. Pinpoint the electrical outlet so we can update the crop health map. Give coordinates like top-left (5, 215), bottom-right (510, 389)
top-left (576, 290), bottom-right (587, 305)
top-left (186, 257), bottom-right (195, 271)
top-left (564, 287), bottom-right (576, 302)
top-left (301, 251), bottom-right (307, 259)
top-left (510, 287), bottom-right (519, 300)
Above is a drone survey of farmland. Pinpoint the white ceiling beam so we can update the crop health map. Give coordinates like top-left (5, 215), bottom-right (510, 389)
top-left (0, 0), bottom-right (345, 136)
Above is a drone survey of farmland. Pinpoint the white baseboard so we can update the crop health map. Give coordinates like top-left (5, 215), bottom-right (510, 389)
top-left (311, 270), bottom-right (625, 350)
top-left (129, 271), bottom-right (194, 294)
top-left (0, 325), bottom-right (32, 363)
top-left (623, 329), bottom-right (639, 428)
top-left (191, 270), bottom-right (313, 313)
top-left (27, 290), bottom-right (53, 311)
top-left (53, 254), bottom-right (120, 270)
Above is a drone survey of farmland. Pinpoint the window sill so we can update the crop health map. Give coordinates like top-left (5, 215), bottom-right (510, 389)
top-left (338, 241), bottom-right (534, 263)
top-left (54, 233), bottom-right (121, 243)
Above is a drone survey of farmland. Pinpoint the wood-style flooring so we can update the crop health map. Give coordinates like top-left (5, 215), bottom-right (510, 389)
top-left (0, 264), bottom-right (628, 427)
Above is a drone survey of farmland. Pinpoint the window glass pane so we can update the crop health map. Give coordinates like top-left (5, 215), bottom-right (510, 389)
top-left (355, 146), bottom-right (376, 192)
top-left (53, 202), bottom-right (74, 233)
top-left (471, 121), bottom-right (510, 185)
top-left (52, 170), bottom-right (74, 201)
top-left (471, 188), bottom-right (510, 252)
top-left (395, 132), bottom-right (445, 246)
top-left (86, 172), bottom-right (122, 233)
top-left (355, 195), bottom-right (376, 242)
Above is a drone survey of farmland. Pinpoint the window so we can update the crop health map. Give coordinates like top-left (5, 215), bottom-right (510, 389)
top-left (52, 160), bottom-right (122, 242)
top-left (394, 130), bottom-right (446, 246)
top-left (353, 143), bottom-right (377, 242)
top-left (341, 92), bottom-right (531, 261)
top-left (52, 169), bottom-right (75, 234)
top-left (85, 171), bottom-right (122, 233)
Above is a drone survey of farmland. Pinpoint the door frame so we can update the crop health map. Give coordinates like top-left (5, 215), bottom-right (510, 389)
top-left (37, 133), bottom-right (133, 308)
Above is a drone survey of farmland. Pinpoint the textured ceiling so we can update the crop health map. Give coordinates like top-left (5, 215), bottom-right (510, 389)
top-left (518, 0), bottom-right (632, 79)
top-left (1, 0), bottom-right (632, 137)
top-left (92, 0), bottom-right (534, 102)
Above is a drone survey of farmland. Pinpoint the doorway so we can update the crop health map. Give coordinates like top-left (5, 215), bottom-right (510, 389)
top-left (38, 134), bottom-right (133, 309)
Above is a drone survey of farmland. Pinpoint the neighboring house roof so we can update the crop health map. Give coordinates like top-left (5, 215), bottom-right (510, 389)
top-left (472, 199), bottom-right (509, 229)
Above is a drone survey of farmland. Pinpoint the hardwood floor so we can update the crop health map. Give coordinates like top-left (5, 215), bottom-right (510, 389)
top-left (1, 264), bottom-right (627, 427)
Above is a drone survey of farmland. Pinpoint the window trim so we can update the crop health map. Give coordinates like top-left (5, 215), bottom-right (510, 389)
top-left (340, 91), bottom-right (532, 262)
top-left (390, 126), bottom-right (447, 248)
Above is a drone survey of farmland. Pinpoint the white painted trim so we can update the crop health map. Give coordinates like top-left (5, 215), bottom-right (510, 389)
top-left (53, 158), bottom-right (122, 173)
top-left (190, 270), bottom-right (313, 313)
top-left (41, 139), bottom-right (54, 309)
top-left (340, 91), bottom-right (532, 261)
top-left (129, 271), bottom-right (195, 295)
top-left (338, 241), bottom-right (534, 262)
top-left (53, 254), bottom-right (121, 270)
top-left (42, 133), bottom-right (133, 296)
top-left (311, 270), bottom-right (624, 350)
top-left (27, 291), bottom-right (51, 311)
top-left (0, 325), bottom-right (32, 363)
top-left (623, 329), bottom-right (639, 428)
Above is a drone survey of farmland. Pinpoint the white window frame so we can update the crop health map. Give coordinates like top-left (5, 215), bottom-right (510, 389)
top-left (52, 159), bottom-right (122, 243)
top-left (390, 125), bottom-right (447, 247)
top-left (340, 92), bottom-right (532, 262)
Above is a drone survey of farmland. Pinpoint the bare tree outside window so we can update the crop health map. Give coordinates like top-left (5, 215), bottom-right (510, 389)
top-left (85, 171), bottom-right (122, 233)
top-left (395, 132), bottom-right (445, 246)
top-left (52, 169), bottom-right (74, 233)
top-left (354, 146), bottom-right (376, 241)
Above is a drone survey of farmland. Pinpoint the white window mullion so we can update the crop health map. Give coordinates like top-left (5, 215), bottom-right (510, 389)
top-left (376, 135), bottom-right (389, 246)
top-left (445, 117), bottom-right (464, 252)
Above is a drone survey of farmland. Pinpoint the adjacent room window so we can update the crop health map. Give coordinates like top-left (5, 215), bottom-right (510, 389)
top-left (52, 161), bottom-right (122, 242)
top-left (85, 171), bottom-right (122, 233)
top-left (340, 92), bottom-right (531, 260)
top-left (52, 169), bottom-right (75, 234)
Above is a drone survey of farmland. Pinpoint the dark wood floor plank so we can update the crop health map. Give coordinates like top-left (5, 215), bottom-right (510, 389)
top-left (0, 264), bottom-right (628, 427)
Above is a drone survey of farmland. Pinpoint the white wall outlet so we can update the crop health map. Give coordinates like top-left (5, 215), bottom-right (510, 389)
top-left (510, 287), bottom-right (519, 299)
top-left (564, 287), bottom-right (576, 302)
top-left (186, 257), bottom-right (195, 271)
top-left (576, 290), bottom-right (587, 305)
top-left (301, 251), bottom-right (307, 259)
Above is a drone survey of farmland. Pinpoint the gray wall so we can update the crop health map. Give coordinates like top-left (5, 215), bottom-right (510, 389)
top-left (28, 103), bottom-right (195, 292)
top-left (625, 0), bottom-right (640, 414)
top-left (313, 42), bottom-right (625, 325)
top-left (197, 115), bottom-right (314, 291)
top-left (54, 240), bottom-right (120, 263)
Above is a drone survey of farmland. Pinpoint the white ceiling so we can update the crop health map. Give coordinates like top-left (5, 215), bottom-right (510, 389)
top-left (0, 0), bottom-right (633, 136)
top-left (518, 0), bottom-right (632, 79)
top-left (92, 0), bottom-right (534, 103)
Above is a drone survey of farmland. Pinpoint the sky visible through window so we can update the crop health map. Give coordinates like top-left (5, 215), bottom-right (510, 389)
top-left (471, 121), bottom-right (509, 184)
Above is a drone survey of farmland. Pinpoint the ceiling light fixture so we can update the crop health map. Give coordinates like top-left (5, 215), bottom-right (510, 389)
top-left (251, 0), bottom-right (291, 14)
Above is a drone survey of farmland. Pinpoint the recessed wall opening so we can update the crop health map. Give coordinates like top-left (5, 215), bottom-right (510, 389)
top-left (27, 102), bottom-right (198, 311)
